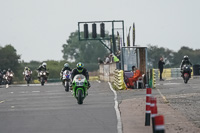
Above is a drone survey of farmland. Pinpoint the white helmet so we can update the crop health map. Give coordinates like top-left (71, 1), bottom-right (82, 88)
top-left (64, 63), bottom-right (69, 67)
top-left (42, 62), bottom-right (47, 67)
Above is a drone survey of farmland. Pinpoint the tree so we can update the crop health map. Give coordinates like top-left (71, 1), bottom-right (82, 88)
top-left (0, 44), bottom-right (21, 81)
top-left (62, 31), bottom-right (109, 64)
top-left (147, 44), bottom-right (174, 68)
top-left (0, 44), bottom-right (21, 72)
top-left (172, 46), bottom-right (200, 67)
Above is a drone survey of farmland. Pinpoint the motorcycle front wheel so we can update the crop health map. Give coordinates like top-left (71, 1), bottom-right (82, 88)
top-left (77, 89), bottom-right (83, 104)
top-left (65, 81), bottom-right (70, 92)
top-left (184, 78), bottom-right (188, 84)
top-left (41, 77), bottom-right (45, 86)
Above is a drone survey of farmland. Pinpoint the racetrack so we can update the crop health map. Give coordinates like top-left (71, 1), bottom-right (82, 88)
top-left (0, 81), bottom-right (118, 133)
top-left (1, 77), bottom-right (200, 133)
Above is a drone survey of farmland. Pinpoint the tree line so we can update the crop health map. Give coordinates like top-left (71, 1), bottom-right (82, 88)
top-left (1, 31), bottom-right (199, 81)
top-left (147, 44), bottom-right (200, 68)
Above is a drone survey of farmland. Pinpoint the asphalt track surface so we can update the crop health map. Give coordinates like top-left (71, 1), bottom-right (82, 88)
top-left (0, 81), bottom-right (118, 133)
top-left (1, 77), bottom-right (200, 133)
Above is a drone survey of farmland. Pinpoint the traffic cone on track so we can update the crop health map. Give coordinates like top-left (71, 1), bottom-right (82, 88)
top-left (145, 88), bottom-right (152, 126)
top-left (155, 115), bottom-right (165, 133)
top-left (151, 97), bottom-right (157, 133)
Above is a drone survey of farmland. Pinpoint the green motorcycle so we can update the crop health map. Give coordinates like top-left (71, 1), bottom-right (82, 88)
top-left (72, 74), bottom-right (88, 104)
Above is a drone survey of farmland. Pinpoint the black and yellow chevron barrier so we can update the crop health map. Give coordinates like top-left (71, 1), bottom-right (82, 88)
top-left (113, 69), bottom-right (126, 90)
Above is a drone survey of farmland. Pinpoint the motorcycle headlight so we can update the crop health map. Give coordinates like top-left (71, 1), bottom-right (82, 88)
top-left (43, 72), bottom-right (46, 75)
top-left (76, 82), bottom-right (84, 86)
top-left (76, 82), bottom-right (79, 86)
top-left (40, 72), bottom-right (43, 75)
top-left (10, 74), bottom-right (13, 76)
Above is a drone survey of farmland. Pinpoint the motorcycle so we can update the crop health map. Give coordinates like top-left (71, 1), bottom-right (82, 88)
top-left (0, 72), bottom-right (3, 85)
top-left (1, 72), bottom-right (14, 88)
top-left (23, 71), bottom-right (32, 85)
top-left (182, 65), bottom-right (191, 84)
top-left (62, 70), bottom-right (71, 92)
top-left (5, 72), bottom-right (14, 85)
top-left (39, 71), bottom-right (48, 86)
top-left (72, 74), bottom-right (89, 104)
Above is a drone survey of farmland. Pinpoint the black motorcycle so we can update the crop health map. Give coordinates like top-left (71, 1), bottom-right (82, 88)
top-left (182, 65), bottom-right (191, 84)
top-left (39, 70), bottom-right (49, 86)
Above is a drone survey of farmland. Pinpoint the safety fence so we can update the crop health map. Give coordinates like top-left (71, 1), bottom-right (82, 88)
top-left (149, 67), bottom-right (194, 88)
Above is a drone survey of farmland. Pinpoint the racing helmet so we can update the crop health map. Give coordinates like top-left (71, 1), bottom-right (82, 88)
top-left (42, 62), bottom-right (47, 67)
top-left (64, 63), bottom-right (69, 68)
top-left (3, 70), bottom-right (6, 74)
top-left (76, 62), bottom-right (84, 72)
top-left (183, 55), bottom-right (189, 60)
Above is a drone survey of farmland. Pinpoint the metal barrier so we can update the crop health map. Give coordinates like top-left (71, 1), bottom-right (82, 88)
top-left (113, 69), bottom-right (126, 90)
top-left (150, 67), bottom-right (194, 88)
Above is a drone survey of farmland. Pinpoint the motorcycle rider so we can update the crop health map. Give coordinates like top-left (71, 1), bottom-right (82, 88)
top-left (70, 62), bottom-right (90, 89)
top-left (5, 68), bottom-right (14, 85)
top-left (1, 70), bottom-right (7, 84)
top-left (37, 62), bottom-right (49, 80)
top-left (0, 69), bottom-right (3, 85)
top-left (2, 69), bottom-right (7, 77)
top-left (6, 68), bottom-right (14, 76)
top-left (180, 55), bottom-right (192, 77)
top-left (60, 63), bottom-right (72, 80)
top-left (23, 67), bottom-right (32, 80)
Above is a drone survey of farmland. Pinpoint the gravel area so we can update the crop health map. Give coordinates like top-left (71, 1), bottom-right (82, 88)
top-left (117, 80), bottom-right (200, 133)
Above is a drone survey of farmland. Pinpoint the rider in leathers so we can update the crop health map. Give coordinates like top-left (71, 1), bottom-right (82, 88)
top-left (180, 55), bottom-right (192, 77)
top-left (60, 63), bottom-right (72, 80)
top-left (71, 62), bottom-right (90, 88)
top-left (37, 62), bottom-right (49, 80)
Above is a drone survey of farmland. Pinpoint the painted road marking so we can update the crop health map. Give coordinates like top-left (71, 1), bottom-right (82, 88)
top-left (157, 89), bottom-right (169, 103)
top-left (157, 83), bottom-right (182, 86)
top-left (0, 101), bottom-right (5, 103)
top-left (32, 91), bottom-right (40, 93)
top-left (96, 80), bottom-right (101, 83)
top-left (108, 82), bottom-right (122, 133)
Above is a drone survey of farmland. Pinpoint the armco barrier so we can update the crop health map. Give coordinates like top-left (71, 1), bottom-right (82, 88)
top-left (113, 69), bottom-right (126, 90)
top-left (150, 67), bottom-right (194, 88)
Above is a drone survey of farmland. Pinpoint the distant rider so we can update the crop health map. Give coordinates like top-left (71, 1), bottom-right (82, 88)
top-left (6, 68), bottom-right (14, 76)
top-left (70, 62), bottom-right (90, 89)
top-left (23, 67), bottom-right (32, 79)
top-left (2, 69), bottom-right (7, 77)
top-left (60, 63), bottom-right (72, 80)
top-left (37, 62), bottom-right (49, 80)
top-left (180, 55), bottom-right (192, 77)
top-left (0, 69), bottom-right (3, 85)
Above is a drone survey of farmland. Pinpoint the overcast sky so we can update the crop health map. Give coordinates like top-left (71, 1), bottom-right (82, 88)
top-left (0, 0), bottom-right (200, 62)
